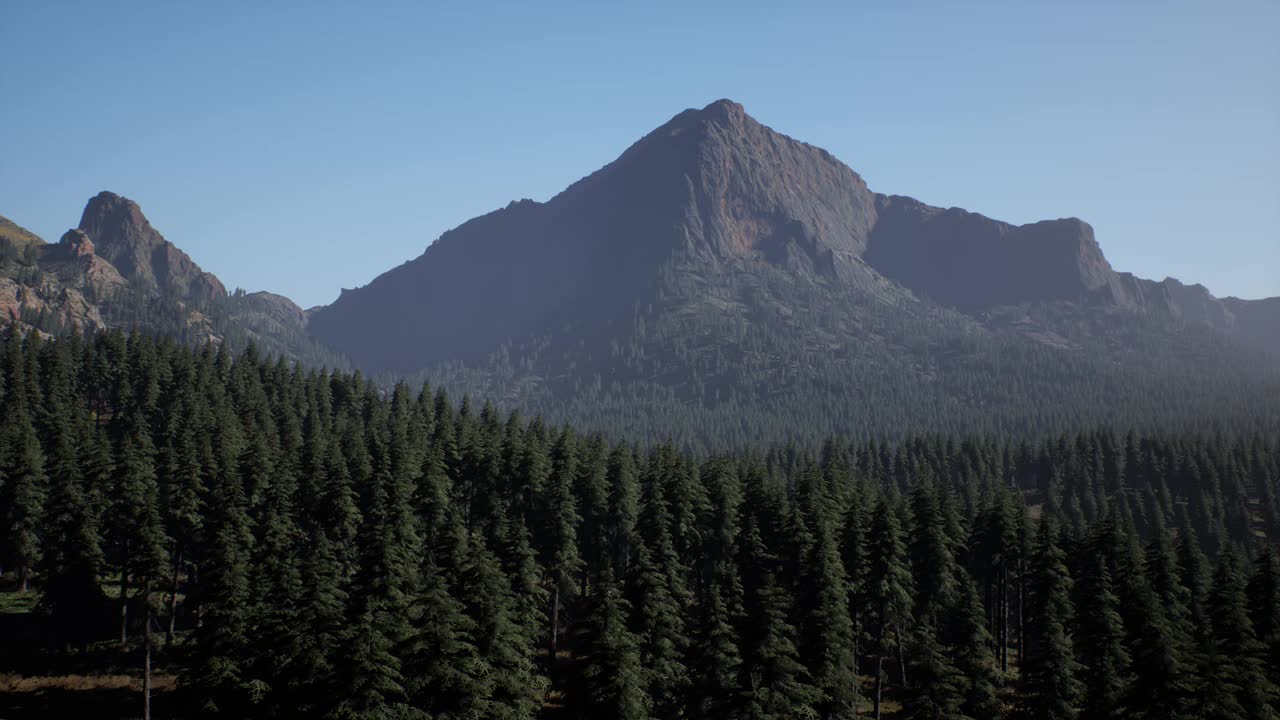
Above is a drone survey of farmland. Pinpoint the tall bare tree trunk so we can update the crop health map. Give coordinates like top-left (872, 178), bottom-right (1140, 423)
top-left (873, 654), bottom-right (884, 720)
top-left (192, 562), bottom-right (202, 633)
top-left (120, 548), bottom-right (130, 648)
top-left (166, 546), bottom-right (182, 646)
top-left (144, 577), bottom-right (152, 720)
top-left (1018, 560), bottom-right (1026, 667)
top-left (17, 564), bottom-right (29, 593)
top-left (999, 564), bottom-right (1009, 673)
top-left (895, 624), bottom-right (907, 688)
top-left (549, 586), bottom-right (561, 657)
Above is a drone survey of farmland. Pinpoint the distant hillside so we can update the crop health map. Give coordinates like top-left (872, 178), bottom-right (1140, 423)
top-left (0, 215), bottom-right (45, 251)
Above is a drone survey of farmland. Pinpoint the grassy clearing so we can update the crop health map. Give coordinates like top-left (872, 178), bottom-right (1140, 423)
top-left (0, 672), bottom-right (177, 693)
top-left (0, 591), bottom-right (39, 615)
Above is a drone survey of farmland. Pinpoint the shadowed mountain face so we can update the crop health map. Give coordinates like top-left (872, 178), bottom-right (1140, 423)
top-left (310, 99), bottom-right (1278, 370)
top-left (864, 196), bottom-right (1129, 310)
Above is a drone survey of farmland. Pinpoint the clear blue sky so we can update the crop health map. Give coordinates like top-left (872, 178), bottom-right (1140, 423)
top-left (3, 1), bottom-right (1277, 307)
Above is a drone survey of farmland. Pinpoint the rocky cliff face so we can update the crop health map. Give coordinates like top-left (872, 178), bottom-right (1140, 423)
top-left (78, 191), bottom-right (227, 303)
top-left (46, 229), bottom-right (130, 302)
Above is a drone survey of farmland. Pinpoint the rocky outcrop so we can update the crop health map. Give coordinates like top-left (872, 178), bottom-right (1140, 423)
top-left (41, 231), bottom-right (129, 303)
top-left (0, 273), bottom-right (109, 332)
top-left (78, 191), bottom-right (226, 304)
top-left (235, 291), bottom-right (307, 336)
top-left (59, 229), bottom-right (96, 258)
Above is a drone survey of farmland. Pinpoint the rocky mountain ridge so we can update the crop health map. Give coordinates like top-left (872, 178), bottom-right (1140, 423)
top-left (0, 197), bottom-right (346, 369)
top-left (310, 99), bottom-right (1278, 366)
top-left (2, 100), bottom-right (1276, 444)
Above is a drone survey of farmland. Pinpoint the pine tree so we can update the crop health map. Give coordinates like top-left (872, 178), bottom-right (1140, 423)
top-left (798, 516), bottom-right (859, 719)
top-left (947, 576), bottom-right (1003, 720)
top-left (401, 554), bottom-right (484, 718)
top-left (901, 627), bottom-right (969, 720)
top-left (109, 410), bottom-right (171, 646)
top-left (36, 403), bottom-right (105, 651)
top-left (1200, 549), bottom-right (1279, 720)
top-left (331, 451), bottom-right (416, 720)
top-left (250, 402), bottom-right (307, 712)
top-left (188, 399), bottom-right (259, 716)
top-left (687, 581), bottom-right (745, 719)
top-left (1, 404), bottom-right (46, 594)
top-left (290, 529), bottom-right (350, 716)
top-left (606, 445), bottom-right (642, 581)
top-left (909, 481), bottom-right (959, 626)
top-left (572, 574), bottom-right (651, 720)
top-left (458, 533), bottom-right (546, 720)
top-left (1247, 548), bottom-right (1280, 681)
top-left (1124, 574), bottom-right (1194, 720)
top-left (159, 407), bottom-right (206, 646)
top-left (629, 543), bottom-right (691, 719)
top-left (575, 434), bottom-right (611, 593)
top-left (1073, 554), bottom-right (1131, 720)
top-left (739, 524), bottom-right (819, 720)
top-left (540, 427), bottom-right (583, 659)
top-left (867, 498), bottom-right (913, 720)
top-left (1019, 517), bottom-right (1082, 720)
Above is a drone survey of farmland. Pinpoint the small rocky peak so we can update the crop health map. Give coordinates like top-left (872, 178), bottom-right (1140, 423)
top-left (59, 229), bottom-right (95, 257)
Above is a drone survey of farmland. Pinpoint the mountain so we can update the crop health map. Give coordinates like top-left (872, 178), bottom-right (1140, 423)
top-left (0, 193), bottom-right (347, 369)
top-left (4, 102), bottom-right (1275, 448)
top-left (309, 99), bottom-right (1279, 447)
top-left (78, 191), bottom-right (227, 304)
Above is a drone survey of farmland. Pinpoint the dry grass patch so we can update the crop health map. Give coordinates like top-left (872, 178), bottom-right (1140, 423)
top-left (0, 672), bottom-right (177, 693)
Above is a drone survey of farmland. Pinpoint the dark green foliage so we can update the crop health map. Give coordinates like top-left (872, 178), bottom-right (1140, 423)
top-left (1073, 554), bottom-right (1130, 720)
top-left (458, 534), bottom-right (546, 720)
top-left (867, 497), bottom-right (914, 718)
top-left (901, 628), bottom-right (969, 720)
top-left (1020, 517), bottom-right (1083, 720)
top-left (1, 403), bottom-right (47, 594)
top-left (1, 329), bottom-right (1278, 720)
top-left (1248, 549), bottom-right (1280, 681)
top-left (1200, 549), bottom-right (1279, 720)
top-left (36, 400), bottom-right (105, 650)
top-left (571, 575), bottom-right (651, 720)
top-left (738, 523), bottom-right (820, 720)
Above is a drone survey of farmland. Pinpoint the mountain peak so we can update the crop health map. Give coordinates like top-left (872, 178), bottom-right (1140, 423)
top-left (651, 98), bottom-right (754, 141)
top-left (78, 191), bottom-right (226, 303)
top-left (698, 98), bottom-right (747, 122)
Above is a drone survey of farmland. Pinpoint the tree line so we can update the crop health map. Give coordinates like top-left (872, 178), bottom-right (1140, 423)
top-left (1, 328), bottom-right (1278, 718)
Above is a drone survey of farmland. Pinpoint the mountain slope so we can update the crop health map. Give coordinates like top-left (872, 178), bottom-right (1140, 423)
top-left (0, 215), bottom-right (45, 251)
top-left (308, 99), bottom-right (1279, 447)
top-left (0, 194), bottom-right (349, 369)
